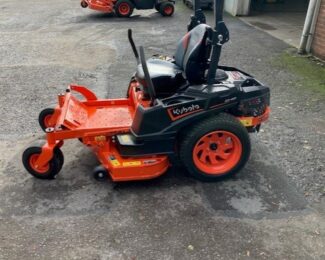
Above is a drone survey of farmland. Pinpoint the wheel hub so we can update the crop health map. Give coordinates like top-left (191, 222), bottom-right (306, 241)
top-left (209, 143), bottom-right (218, 151)
top-left (119, 3), bottom-right (130, 15)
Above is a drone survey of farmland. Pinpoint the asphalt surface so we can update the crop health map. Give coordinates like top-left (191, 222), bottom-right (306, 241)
top-left (0, 1), bottom-right (324, 259)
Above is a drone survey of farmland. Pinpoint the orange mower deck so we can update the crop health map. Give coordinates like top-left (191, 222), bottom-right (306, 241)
top-left (81, 0), bottom-right (116, 13)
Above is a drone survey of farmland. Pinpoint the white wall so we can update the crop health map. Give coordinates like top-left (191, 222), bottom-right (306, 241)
top-left (237, 0), bottom-right (251, 15)
top-left (224, 0), bottom-right (251, 16)
top-left (224, 0), bottom-right (238, 16)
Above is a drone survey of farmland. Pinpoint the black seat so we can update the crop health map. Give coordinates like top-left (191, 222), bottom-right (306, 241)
top-left (174, 24), bottom-right (211, 83)
top-left (136, 24), bottom-right (211, 98)
top-left (136, 58), bottom-right (186, 98)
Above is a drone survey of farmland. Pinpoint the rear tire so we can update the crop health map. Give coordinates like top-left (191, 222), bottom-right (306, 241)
top-left (179, 113), bottom-right (251, 181)
top-left (159, 2), bottom-right (174, 17)
top-left (115, 0), bottom-right (134, 18)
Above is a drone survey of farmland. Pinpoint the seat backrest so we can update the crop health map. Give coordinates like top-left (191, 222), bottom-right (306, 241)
top-left (174, 24), bottom-right (211, 84)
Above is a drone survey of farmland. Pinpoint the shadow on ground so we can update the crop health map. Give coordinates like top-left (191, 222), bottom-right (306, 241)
top-left (1, 136), bottom-right (307, 220)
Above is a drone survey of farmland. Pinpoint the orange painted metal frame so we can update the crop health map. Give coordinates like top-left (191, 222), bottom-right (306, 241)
top-left (34, 83), bottom-right (169, 182)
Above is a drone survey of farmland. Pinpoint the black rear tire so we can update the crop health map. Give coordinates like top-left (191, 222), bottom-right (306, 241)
top-left (159, 2), bottom-right (175, 17)
top-left (115, 0), bottom-right (134, 18)
top-left (179, 113), bottom-right (251, 182)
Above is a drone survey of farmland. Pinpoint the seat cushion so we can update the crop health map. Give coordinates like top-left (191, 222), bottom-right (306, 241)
top-left (136, 58), bottom-right (186, 98)
top-left (174, 24), bottom-right (211, 84)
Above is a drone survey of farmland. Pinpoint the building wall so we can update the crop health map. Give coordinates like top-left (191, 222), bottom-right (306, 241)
top-left (225, 0), bottom-right (238, 16)
top-left (224, 0), bottom-right (251, 16)
top-left (312, 0), bottom-right (325, 60)
top-left (251, 0), bottom-right (308, 12)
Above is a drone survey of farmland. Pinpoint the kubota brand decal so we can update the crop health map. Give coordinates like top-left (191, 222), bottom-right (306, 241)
top-left (168, 104), bottom-right (203, 121)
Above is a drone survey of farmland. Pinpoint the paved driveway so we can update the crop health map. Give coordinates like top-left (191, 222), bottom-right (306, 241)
top-left (0, 1), bottom-right (324, 259)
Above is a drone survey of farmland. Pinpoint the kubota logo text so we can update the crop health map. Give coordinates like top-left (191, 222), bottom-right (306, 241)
top-left (169, 104), bottom-right (202, 120)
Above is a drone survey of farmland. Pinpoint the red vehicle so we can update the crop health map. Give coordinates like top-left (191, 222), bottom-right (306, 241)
top-left (80, 0), bottom-right (175, 17)
top-left (22, 0), bottom-right (270, 182)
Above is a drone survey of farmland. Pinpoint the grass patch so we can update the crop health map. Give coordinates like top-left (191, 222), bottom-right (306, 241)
top-left (273, 49), bottom-right (325, 96)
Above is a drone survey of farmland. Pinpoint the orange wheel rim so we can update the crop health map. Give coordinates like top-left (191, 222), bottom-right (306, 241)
top-left (164, 6), bottom-right (173, 15)
top-left (193, 131), bottom-right (242, 175)
top-left (119, 3), bottom-right (130, 15)
top-left (29, 154), bottom-right (49, 173)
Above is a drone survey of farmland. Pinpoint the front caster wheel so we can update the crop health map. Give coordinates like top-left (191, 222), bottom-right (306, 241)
top-left (39, 108), bottom-right (55, 132)
top-left (179, 113), bottom-right (251, 182)
top-left (22, 146), bottom-right (64, 180)
top-left (93, 166), bottom-right (108, 182)
top-left (80, 0), bottom-right (88, 8)
top-left (159, 3), bottom-right (175, 16)
top-left (54, 147), bottom-right (64, 172)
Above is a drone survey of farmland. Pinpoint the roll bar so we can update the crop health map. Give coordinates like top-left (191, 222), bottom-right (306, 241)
top-left (188, 1), bottom-right (229, 84)
top-left (206, 0), bottom-right (229, 84)
top-left (192, 0), bottom-right (225, 29)
top-left (188, 0), bottom-right (206, 31)
top-left (193, 0), bottom-right (200, 10)
top-left (214, 0), bottom-right (225, 25)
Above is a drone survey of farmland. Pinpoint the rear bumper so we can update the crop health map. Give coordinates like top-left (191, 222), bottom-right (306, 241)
top-left (238, 106), bottom-right (270, 128)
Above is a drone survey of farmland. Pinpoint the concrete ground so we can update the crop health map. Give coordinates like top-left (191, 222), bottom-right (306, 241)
top-left (0, 1), bottom-right (324, 259)
top-left (240, 12), bottom-right (306, 48)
